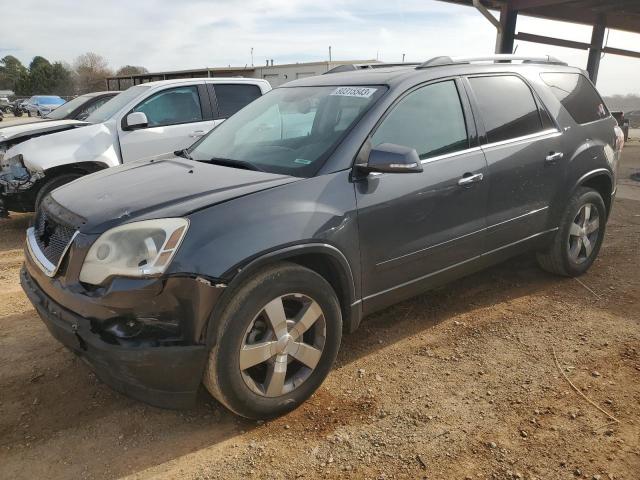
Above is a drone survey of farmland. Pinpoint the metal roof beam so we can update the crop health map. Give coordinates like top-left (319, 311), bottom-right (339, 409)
top-left (510, 0), bottom-right (578, 10)
top-left (515, 32), bottom-right (590, 50)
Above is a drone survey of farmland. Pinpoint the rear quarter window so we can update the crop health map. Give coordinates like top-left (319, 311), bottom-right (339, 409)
top-left (540, 72), bottom-right (609, 124)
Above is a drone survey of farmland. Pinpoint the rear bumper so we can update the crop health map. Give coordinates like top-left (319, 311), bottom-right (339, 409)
top-left (21, 266), bottom-right (209, 409)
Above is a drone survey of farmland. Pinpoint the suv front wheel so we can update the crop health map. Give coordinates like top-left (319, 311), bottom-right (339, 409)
top-left (203, 263), bottom-right (342, 419)
top-left (537, 187), bottom-right (607, 277)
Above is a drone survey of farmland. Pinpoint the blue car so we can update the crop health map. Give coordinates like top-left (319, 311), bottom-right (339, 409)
top-left (25, 95), bottom-right (66, 117)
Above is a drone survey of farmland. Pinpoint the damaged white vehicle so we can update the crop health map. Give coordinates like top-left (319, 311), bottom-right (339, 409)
top-left (0, 78), bottom-right (271, 217)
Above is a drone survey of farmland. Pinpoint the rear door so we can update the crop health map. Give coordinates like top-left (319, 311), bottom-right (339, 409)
top-left (118, 84), bottom-right (216, 162)
top-left (355, 79), bottom-right (489, 310)
top-left (207, 83), bottom-right (263, 127)
top-left (466, 74), bottom-right (564, 250)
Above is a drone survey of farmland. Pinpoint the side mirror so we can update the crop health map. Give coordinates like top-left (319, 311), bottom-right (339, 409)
top-left (358, 143), bottom-right (423, 174)
top-left (124, 111), bottom-right (148, 130)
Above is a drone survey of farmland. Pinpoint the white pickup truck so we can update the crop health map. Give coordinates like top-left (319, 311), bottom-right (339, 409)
top-left (0, 78), bottom-right (271, 216)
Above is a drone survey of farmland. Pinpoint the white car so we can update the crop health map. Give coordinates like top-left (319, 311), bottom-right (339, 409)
top-left (0, 78), bottom-right (271, 216)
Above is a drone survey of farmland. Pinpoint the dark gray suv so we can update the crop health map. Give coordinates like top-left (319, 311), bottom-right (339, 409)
top-left (21, 55), bottom-right (624, 419)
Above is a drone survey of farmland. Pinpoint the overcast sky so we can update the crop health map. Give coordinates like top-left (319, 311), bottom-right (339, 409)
top-left (3, 0), bottom-right (640, 95)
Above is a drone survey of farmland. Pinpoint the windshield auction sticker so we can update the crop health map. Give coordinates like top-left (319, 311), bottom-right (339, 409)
top-left (330, 87), bottom-right (377, 98)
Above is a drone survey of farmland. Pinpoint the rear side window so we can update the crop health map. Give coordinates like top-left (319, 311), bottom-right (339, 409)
top-left (540, 73), bottom-right (609, 124)
top-left (469, 75), bottom-right (543, 143)
top-left (214, 84), bottom-right (262, 118)
top-left (371, 80), bottom-right (469, 160)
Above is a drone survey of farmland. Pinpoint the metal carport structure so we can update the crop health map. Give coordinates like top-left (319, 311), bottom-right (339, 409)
top-left (438, 0), bottom-right (640, 83)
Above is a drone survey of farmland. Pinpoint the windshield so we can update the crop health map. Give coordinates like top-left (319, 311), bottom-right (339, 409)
top-left (45, 94), bottom-right (91, 119)
top-left (85, 85), bottom-right (149, 124)
top-left (38, 96), bottom-right (65, 105)
top-left (189, 85), bottom-right (386, 177)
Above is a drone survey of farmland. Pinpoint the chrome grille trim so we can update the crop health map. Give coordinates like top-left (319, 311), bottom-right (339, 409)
top-left (26, 226), bottom-right (79, 277)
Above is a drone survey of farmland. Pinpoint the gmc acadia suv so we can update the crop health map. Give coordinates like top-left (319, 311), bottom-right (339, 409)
top-left (21, 55), bottom-right (624, 419)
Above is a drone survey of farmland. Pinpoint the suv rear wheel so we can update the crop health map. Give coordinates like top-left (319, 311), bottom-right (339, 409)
top-left (537, 187), bottom-right (606, 277)
top-left (203, 263), bottom-right (342, 419)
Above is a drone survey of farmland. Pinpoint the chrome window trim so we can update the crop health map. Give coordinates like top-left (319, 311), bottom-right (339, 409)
top-left (375, 206), bottom-right (549, 267)
top-left (368, 146), bottom-right (484, 176)
top-left (371, 129), bottom-right (560, 174)
top-left (482, 129), bottom-right (561, 150)
top-left (420, 146), bottom-right (483, 165)
top-left (366, 227), bottom-right (558, 301)
top-left (26, 226), bottom-right (78, 277)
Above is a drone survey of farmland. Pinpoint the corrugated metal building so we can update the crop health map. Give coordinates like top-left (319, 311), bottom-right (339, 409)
top-left (105, 60), bottom-right (379, 91)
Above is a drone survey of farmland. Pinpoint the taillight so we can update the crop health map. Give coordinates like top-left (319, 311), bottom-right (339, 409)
top-left (614, 125), bottom-right (625, 152)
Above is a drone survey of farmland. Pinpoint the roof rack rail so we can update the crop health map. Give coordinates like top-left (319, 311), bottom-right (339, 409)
top-left (324, 62), bottom-right (420, 74)
top-left (416, 54), bottom-right (567, 69)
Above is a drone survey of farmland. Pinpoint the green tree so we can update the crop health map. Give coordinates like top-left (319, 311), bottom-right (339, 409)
top-left (12, 56), bottom-right (75, 96)
top-left (50, 62), bottom-right (75, 96)
top-left (0, 55), bottom-right (28, 91)
top-left (29, 57), bottom-right (55, 93)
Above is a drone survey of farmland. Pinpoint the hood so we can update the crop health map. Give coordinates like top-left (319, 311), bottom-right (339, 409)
top-left (51, 156), bottom-right (300, 233)
top-left (0, 119), bottom-right (87, 146)
top-left (5, 121), bottom-right (119, 172)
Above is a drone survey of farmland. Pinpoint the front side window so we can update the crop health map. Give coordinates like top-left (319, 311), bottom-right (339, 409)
top-left (469, 75), bottom-right (543, 143)
top-left (214, 84), bottom-right (262, 118)
top-left (540, 72), bottom-right (609, 124)
top-left (371, 80), bottom-right (469, 160)
top-left (189, 85), bottom-right (386, 177)
top-left (133, 86), bottom-right (203, 127)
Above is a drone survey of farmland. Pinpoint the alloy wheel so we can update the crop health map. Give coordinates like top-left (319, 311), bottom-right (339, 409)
top-left (239, 293), bottom-right (326, 397)
top-left (567, 202), bottom-right (600, 264)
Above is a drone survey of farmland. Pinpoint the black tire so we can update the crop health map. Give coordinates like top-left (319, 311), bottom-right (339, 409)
top-left (537, 187), bottom-right (607, 277)
top-left (203, 262), bottom-right (342, 419)
top-left (34, 173), bottom-right (84, 212)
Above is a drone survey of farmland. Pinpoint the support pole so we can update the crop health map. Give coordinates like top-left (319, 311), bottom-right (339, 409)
top-left (587, 15), bottom-right (606, 83)
top-left (497, 5), bottom-right (518, 54)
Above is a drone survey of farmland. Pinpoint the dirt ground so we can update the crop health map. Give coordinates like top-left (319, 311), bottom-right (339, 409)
top-left (1, 146), bottom-right (639, 480)
top-left (0, 112), bottom-right (45, 127)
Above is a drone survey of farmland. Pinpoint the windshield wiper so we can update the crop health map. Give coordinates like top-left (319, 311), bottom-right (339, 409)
top-left (174, 148), bottom-right (193, 159)
top-left (202, 157), bottom-right (264, 172)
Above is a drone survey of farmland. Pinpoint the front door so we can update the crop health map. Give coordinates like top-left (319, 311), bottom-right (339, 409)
top-left (355, 79), bottom-right (489, 312)
top-left (119, 84), bottom-right (217, 162)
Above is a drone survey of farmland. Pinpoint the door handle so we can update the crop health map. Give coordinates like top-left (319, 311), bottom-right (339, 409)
top-left (189, 130), bottom-right (207, 138)
top-left (457, 172), bottom-right (484, 187)
top-left (545, 152), bottom-right (564, 165)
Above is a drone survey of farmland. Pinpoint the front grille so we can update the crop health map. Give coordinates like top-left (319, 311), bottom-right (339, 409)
top-left (33, 207), bottom-right (77, 268)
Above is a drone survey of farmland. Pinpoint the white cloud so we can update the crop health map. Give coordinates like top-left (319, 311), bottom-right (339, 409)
top-left (4, 0), bottom-right (640, 95)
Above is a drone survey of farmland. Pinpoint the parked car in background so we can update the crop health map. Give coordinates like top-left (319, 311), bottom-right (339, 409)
top-left (11, 98), bottom-right (31, 117)
top-left (43, 91), bottom-right (119, 121)
top-left (0, 96), bottom-right (11, 114)
top-left (25, 95), bottom-right (66, 117)
top-left (0, 92), bottom-right (122, 195)
top-left (20, 56), bottom-right (623, 418)
top-left (0, 78), bottom-right (270, 216)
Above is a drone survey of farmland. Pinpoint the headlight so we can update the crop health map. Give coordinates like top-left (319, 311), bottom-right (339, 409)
top-left (79, 218), bottom-right (189, 285)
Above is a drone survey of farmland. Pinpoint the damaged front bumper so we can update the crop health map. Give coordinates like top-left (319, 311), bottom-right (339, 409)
top-left (21, 238), bottom-right (224, 408)
top-left (0, 154), bottom-right (43, 216)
